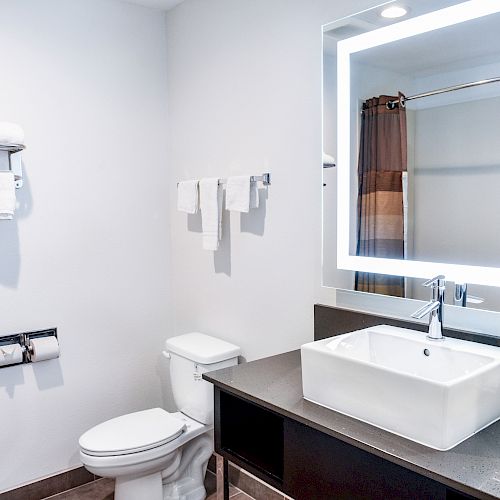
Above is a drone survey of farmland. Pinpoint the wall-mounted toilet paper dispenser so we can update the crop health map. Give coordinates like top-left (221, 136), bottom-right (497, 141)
top-left (0, 328), bottom-right (59, 368)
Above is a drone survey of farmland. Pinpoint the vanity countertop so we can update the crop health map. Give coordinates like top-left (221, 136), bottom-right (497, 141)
top-left (204, 349), bottom-right (500, 500)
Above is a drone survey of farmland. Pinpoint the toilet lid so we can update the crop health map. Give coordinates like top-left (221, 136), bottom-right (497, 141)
top-left (79, 408), bottom-right (186, 457)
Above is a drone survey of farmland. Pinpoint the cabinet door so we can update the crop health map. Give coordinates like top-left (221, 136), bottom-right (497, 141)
top-left (283, 419), bottom-right (446, 500)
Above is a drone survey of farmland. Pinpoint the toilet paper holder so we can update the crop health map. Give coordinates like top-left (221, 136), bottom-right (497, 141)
top-left (0, 328), bottom-right (58, 368)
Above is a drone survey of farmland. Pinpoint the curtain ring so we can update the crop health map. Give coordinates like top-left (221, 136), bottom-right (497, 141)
top-left (386, 99), bottom-right (398, 110)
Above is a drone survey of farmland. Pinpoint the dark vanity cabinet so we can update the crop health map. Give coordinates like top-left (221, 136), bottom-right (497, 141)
top-left (214, 388), bottom-right (478, 500)
top-left (215, 389), bottom-right (284, 490)
top-left (215, 388), bottom-right (284, 489)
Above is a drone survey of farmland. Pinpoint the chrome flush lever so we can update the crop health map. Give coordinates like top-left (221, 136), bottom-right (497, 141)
top-left (411, 275), bottom-right (446, 341)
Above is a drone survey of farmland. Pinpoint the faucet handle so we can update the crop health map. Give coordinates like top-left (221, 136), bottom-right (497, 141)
top-left (411, 300), bottom-right (440, 319)
top-left (422, 275), bottom-right (446, 288)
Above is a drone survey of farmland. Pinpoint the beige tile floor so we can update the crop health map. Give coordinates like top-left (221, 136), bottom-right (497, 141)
top-left (43, 472), bottom-right (254, 500)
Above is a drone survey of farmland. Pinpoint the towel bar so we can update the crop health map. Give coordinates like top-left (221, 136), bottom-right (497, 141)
top-left (233, 173), bottom-right (270, 186)
top-left (0, 143), bottom-right (25, 188)
top-left (177, 173), bottom-right (271, 187)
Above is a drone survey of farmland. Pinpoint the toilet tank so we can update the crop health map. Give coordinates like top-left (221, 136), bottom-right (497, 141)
top-left (165, 333), bottom-right (240, 425)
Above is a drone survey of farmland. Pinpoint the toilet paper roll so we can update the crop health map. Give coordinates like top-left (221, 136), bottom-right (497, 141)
top-left (30, 336), bottom-right (60, 363)
top-left (0, 343), bottom-right (23, 366)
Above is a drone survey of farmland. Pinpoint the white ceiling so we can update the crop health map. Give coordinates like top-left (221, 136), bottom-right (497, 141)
top-left (351, 11), bottom-right (500, 76)
top-left (323, 0), bottom-right (461, 55)
top-left (124, 0), bottom-right (184, 10)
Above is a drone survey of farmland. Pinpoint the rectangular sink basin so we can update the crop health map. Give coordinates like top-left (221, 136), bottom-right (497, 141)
top-left (301, 325), bottom-right (500, 450)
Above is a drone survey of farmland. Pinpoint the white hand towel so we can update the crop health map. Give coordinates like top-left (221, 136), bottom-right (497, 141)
top-left (177, 180), bottom-right (199, 214)
top-left (200, 178), bottom-right (223, 251)
top-left (0, 172), bottom-right (16, 220)
top-left (250, 180), bottom-right (259, 209)
top-left (226, 176), bottom-right (251, 212)
top-left (0, 122), bottom-right (25, 146)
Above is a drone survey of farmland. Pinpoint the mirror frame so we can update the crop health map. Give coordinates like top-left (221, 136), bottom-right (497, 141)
top-left (336, 0), bottom-right (500, 287)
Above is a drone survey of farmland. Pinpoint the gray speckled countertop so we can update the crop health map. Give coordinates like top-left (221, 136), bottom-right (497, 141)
top-left (204, 350), bottom-right (500, 500)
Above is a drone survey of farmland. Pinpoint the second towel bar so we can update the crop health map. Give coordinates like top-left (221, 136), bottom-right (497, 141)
top-left (177, 173), bottom-right (271, 187)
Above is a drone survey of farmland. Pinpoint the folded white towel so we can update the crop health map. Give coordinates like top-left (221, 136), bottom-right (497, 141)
top-left (200, 178), bottom-right (223, 251)
top-left (0, 172), bottom-right (16, 220)
top-left (225, 176), bottom-right (259, 212)
top-left (177, 180), bottom-right (199, 214)
top-left (0, 122), bottom-right (24, 146)
top-left (226, 176), bottom-right (250, 212)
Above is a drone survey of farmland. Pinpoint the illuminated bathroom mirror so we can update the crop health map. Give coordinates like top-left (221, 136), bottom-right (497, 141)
top-left (323, 0), bottom-right (500, 311)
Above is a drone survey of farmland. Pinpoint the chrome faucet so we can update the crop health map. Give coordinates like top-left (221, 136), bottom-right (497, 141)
top-left (454, 283), bottom-right (485, 307)
top-left (411, 275), bottom-right (446, 341)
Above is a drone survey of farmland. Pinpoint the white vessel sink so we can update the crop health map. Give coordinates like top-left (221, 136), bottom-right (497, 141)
top-left (301, 325), bottom-right (500, 450)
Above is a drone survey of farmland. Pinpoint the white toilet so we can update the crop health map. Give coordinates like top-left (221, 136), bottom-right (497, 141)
top-left (79, 333), bottom-right (240, 500)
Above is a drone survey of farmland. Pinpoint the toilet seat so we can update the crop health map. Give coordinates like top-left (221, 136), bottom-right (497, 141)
top-left (79, 408), bottom-right (186, 457)
top-left (80, 436), bottom-right (181, 470)
top-left (79, 411), bottom-right (211, 476)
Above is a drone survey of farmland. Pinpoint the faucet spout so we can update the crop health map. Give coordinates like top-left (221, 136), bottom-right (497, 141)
top-left (410, 275), bottom-right (446, 341)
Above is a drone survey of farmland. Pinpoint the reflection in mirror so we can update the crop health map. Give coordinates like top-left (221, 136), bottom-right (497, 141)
top-left (322, 0), bottom-right (500, 311)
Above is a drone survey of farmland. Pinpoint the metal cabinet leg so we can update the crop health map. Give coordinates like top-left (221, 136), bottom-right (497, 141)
top-left (223, 457), bottom-right (230, 500)
top-left (216, 453), bottom-right (230, 500)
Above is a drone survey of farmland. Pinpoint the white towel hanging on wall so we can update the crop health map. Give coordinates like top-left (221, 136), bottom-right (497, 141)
top-left (226, 176), bottom-right (260, 212)
top-left (177, 180), bottom-right (199, 214)
top-left (0, 172), bottom-right (16, 219)
top-left (199, 178), bottom-right (223, 251)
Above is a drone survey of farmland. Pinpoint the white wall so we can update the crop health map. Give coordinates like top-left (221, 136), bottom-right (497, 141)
top-left (0, 0), bottom-right (171, 492)
top-left (165, 0), bottom-right (381, 362)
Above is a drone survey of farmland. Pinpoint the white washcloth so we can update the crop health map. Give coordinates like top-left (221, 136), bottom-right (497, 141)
top-left (177, 180), bottom-right (199, 214)
top-left (0, 172), bottom-right (16, 220)
top-left (200, 178), bottom-right (223, 251)
top-left (0, 122), bottom-right (24, 146)
top-left (225, 176), bottom-right (259, 212)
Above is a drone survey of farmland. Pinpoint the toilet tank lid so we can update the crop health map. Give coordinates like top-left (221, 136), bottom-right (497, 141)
top-left (165, 332), bottom-right (240, 364)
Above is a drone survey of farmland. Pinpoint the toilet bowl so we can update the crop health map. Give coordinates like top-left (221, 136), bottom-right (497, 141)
top-left (79, 333), bottom-right (240, 500)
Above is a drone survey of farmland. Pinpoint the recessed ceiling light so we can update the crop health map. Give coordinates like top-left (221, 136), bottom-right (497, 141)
top-left (380, 5), bottom-right (408, 19)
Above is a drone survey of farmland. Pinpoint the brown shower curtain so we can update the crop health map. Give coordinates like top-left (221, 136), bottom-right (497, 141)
top-left (355, 94), bottom-right (407, 297)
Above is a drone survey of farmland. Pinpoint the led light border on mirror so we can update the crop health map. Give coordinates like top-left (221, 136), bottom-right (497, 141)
top-left (336, 0), bottom-right (500, 287)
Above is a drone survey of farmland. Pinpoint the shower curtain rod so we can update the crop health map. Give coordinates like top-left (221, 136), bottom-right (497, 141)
top-left (386, 76), bottom-right (500, 109)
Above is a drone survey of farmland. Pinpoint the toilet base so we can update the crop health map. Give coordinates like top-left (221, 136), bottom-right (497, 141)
top-left (163, 476), bottom-right (207, 500)
top-left (115, 471), bottom-right (163, 500)
top-left (163, 433), bottom-right (213, 500)
top-left (81, 415), bottom-right (213, 500)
